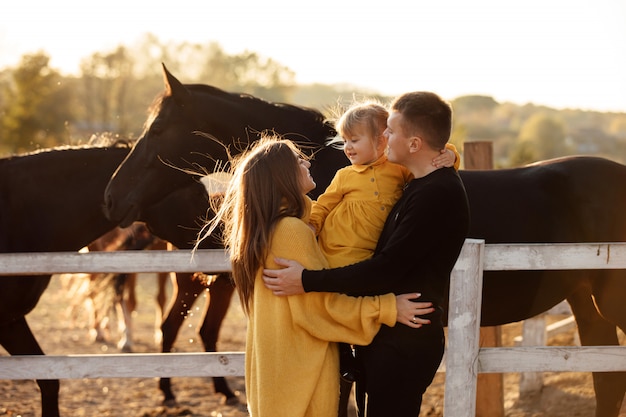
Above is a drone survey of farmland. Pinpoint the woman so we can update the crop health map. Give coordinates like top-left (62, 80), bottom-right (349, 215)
top-left (196, 136), bottom-right (429, 417)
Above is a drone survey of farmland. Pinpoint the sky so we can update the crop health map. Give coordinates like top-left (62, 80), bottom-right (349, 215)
top-left (2, 0), bottom-right (625, 113)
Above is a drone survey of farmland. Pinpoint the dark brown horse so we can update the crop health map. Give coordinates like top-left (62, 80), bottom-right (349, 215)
top-left (0, 142), bottom-right (131, 417)
top-left (0, 141), bottom-right (234, 416)
top-left (103, 66), bottom-right (626, 417)
top-left (458, 156), bottom-right (626, 417)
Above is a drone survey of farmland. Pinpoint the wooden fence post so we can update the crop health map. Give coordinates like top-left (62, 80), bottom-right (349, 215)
top-left (519, 315), bottom-right (547, 393)
top-left (444, 239), bottom-right (485, 417)
top-left (463, 141), bottom-right (493, 171)
top-left (462, 141), bottom-right (505, 417)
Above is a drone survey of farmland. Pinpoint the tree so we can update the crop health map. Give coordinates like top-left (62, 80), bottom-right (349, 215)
top-left (198, 45), bottom-right (296, 102)
top-left (509, 140), bottom-right (537, 167)
top-left (452, 95), bottom-right (499, 114)
top-left (515, 113), bottom-right (569, 162)
top-left (0, 53), bottom-right (73, 154)
top-left (78, 46), bottom-right (135, 135)
top-left (129, 36), bottom-right (298, 103)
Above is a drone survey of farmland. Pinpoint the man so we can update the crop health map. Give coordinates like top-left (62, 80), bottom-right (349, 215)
top-left (263, 91), bottom-right (470, 416)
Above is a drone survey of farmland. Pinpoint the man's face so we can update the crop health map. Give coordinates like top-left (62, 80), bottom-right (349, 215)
top-left (384, 111), bottom-right (410, 165)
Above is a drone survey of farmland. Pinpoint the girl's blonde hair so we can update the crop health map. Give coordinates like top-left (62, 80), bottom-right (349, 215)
top-left (329, 99), bottom-right (389, 148)
top-left (196, 136), bottom-right (310, 315)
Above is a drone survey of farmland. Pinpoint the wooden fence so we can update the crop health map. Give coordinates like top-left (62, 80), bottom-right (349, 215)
top-left (1, 240), bottom-right (626, 417)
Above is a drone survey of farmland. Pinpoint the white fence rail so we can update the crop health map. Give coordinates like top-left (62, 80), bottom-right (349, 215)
top-left (444, 240), bottom-right (626, 417)
top-left (1, 242), bottom-right (626, 417)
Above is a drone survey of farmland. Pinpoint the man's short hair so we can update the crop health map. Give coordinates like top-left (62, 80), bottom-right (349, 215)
top-left (390, 92), bottom-right (452, 150)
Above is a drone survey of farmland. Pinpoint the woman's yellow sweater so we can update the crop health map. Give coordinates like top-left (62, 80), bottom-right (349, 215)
top-left (245, 215), bottom-right (397, 417)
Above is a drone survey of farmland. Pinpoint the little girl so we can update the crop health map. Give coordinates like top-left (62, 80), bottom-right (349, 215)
top-left (309, 99), bottom-right (459, 411)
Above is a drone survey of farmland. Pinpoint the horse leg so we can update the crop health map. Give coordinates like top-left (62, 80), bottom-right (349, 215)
top-left (154, 271), bottom-right (170, 345)
top-left (125, 273), bottom-right (138, 314)
top-left (152, 241), bottom-right (172, 345)
top-left (568, 281), bottom-right (625, 417)
top-left (159, 271), bottom-right (205, 406)
top-left (118, 273), bottom-right (136, 352)
top-left (198, 273), bottom-right (237, 403)
top-left (590, 270), bottom-right (626, 416)
top-left (0, 317), bottom-right (60, 417)
top-left (86, 274), bottom-right (108, 343)
top-left (114, 273), bottom-right (134, 352)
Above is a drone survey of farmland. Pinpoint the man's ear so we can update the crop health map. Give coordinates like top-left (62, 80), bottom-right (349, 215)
top-left (408, 136), bottom-right (423, 153)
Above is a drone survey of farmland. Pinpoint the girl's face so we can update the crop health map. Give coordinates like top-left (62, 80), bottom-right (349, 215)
top-left (342, 125), bottom-right (385, 166)
top-left (297, 156), bottom-right (316, 194)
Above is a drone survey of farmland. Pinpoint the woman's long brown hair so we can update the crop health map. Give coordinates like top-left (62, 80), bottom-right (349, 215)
top-left (195, 136), bottom-right (310, 315)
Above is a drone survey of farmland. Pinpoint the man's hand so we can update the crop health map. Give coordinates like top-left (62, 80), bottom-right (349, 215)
top-left (262, 258), bottom-right (306, 295)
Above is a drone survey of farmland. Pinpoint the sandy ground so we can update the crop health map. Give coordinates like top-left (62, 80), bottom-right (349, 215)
top-left (1, 273), bottom-right (624, 417)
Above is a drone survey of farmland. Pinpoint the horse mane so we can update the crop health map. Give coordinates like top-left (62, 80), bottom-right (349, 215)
top-left (153, 83), bottom-right (333, 128)
top-left (86, 132), bottom-right (135, 148)
top-left (4, 134), bottom-right (134, 159)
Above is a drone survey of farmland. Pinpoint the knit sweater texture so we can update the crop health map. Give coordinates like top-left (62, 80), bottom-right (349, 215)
top-left (245, 211), bottom-right (397, 416)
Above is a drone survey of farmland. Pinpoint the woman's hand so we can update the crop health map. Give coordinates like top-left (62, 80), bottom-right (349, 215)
top-left (395, 293), bottom-right (435, 328)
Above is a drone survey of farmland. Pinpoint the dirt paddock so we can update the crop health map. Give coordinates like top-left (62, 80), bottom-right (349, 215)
top-left (1, 274), bottom-right (625, 417)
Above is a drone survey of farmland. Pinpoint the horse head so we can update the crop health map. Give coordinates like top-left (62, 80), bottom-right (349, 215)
top-left (104, 64), bottom-right (345, 227)
top-left (104, 64), bottom-right (232, 226)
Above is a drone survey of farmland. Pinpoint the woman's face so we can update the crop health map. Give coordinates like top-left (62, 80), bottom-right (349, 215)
top-left (297, 156), bottom-right (316, 194)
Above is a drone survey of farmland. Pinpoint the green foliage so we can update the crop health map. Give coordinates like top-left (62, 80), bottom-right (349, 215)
top-left (450, 124), bottom-right (467, 151)
top-left (0, 53), bottom-right (74, 154)
top-left (509, 139), bottom-right (537, 167)
top-left (452, 95), bottom-right (499, 113)
top-left (73, 47), bottom-right (131, 138)
top-left (1, 37), bottom-right (625, 166)
top-left (450, 99), bottom-right (626, 166)
top-left (517, 113), bottom-right (569, 161)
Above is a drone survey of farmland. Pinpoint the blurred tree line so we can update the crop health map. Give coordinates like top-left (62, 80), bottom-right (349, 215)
top-left (1, 34), bottom-right (625, 166)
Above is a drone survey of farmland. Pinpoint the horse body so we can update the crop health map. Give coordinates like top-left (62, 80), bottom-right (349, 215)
top-left (103, 66), bottom-right (626, 417)
top-left (459, 157), bottom-right (626, 417)
top-left (458, 156), bottom-right (626, 326)
top-left (0, 144), bottom-right (130, 417)
top-left (0, 142), bottom-right (237, 414)
top-left (0, 146), bottom-right (129, 325)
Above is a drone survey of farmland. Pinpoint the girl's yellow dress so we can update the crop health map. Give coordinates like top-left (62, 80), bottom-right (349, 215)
top-left (311, 145), bottom-right (459, 268)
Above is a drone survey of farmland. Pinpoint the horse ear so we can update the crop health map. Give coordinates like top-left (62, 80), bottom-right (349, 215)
top-left (162, 63), bottom-right (193, 108)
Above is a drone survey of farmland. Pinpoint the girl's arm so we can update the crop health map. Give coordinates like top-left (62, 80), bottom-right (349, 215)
top-left (432, 143), bottom-right (461, 170)
top-left (309, 169), bottom-right (346, 233)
